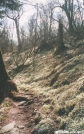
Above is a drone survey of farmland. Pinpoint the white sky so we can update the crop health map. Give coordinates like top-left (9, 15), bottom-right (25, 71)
top-left (33, 0), bottom-right (47, 4)
top-left (20, 0), bottom-right (48, 26)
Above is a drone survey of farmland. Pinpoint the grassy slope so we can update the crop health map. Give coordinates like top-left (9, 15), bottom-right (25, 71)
top-left (4, 47), bottom-right (84, 131)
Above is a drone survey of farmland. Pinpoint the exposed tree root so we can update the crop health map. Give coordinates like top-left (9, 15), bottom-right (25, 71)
top-left (8, 92), bottom-right (30, 102)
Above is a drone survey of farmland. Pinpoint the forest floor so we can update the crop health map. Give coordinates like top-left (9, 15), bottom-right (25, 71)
top-left (0, 46), bottom-right (84, 133)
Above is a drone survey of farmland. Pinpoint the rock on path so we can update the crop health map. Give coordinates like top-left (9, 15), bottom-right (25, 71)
top-left (0, 121), bottom-right (16, 133)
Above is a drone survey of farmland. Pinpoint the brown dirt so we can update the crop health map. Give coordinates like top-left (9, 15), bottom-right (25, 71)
top-left (0, 91), bottom-right (43, 134)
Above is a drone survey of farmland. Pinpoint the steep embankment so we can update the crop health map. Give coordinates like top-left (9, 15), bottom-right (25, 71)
top-left (3, 48), bottom-right (84, 131)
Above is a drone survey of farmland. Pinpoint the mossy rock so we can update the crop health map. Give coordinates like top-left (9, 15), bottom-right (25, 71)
top-left (54, 103), bottom-right (75, 116)
top-left (31, 118), bottom-right (55, 134)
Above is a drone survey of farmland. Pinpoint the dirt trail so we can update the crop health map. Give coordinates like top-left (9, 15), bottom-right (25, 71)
top-left (0, 91), bottom-right (42, 134)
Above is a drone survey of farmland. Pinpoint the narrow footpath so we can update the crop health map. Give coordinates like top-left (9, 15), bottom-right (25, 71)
top-left (0, 91), bottom-right (42, 134)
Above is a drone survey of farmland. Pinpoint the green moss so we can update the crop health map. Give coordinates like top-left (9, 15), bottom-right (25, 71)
top-left (59, 120), bottom-right (66, 129)
top-left (79, 85), bottom-right (84, 93)
top-left (32, 119), bottom-right (55, 134)
top-left (54, 103), bottom-right (75, 116)
top-left (62, 79), bottom-right (70, 85)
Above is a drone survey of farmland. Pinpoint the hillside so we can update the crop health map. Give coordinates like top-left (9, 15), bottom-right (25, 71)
top-left (0, 46), bottom-right (84, 133)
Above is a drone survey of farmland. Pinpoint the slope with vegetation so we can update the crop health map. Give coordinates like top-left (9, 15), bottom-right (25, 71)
top-left (0, 43), bottom-right (84, 133)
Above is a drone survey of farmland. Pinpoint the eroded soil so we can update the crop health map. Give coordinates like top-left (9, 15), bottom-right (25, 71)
top-left (0, 91), bottom-right (43, 134)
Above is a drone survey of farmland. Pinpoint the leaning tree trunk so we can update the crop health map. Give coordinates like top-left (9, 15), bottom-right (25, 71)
top-left (0, 50), bottom-right (18, 103)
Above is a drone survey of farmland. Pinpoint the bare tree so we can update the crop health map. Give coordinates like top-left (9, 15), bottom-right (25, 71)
top-left (5, 6), bottom-right (23, 52)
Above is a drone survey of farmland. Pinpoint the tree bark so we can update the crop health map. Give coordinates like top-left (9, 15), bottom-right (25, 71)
top-left (15, 18), bottom-right (22, 52)
top-left (0, 50), bottom-right (17, 103)
top-left (55, 19), bottom-right (66, 55)
top-left (63, 0), bottom-right (74, 34)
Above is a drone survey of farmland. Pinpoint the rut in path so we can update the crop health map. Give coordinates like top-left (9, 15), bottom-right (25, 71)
top-left (0, 91), bottom-right (42, 134)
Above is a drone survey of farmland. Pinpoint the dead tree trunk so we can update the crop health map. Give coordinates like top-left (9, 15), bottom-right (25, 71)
top-left (0, 50), bottom-right (18, 103)
top-left (55, 19), bottom-right (66, 55)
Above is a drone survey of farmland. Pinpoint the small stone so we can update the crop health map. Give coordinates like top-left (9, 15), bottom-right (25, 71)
top-left (18, 125), bottom-right (24, 129)
top-left (0, 121), bottom-right (16, 133)
top-left (54, 130), bottom-right (69, 134)
top-left (10, 128), bottom-right (19, 134)
top-left (0, 107), bottom-right (5, 113)
top-left (18, 101), bottom-right (26, 106)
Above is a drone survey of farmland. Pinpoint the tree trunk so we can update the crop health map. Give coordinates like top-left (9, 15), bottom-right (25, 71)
top-left (55, 19), bottom-right (66, 55)
top-left (49, 9), bottom-right (53, 39)
top-left (15, 18), bottom-right (21, 52)
top-left (63, 0), bottom-right (74, 35)
top-left (0, 50), bottom-right (18, 103)
top-left (69, 18), bottom-right (73, 34)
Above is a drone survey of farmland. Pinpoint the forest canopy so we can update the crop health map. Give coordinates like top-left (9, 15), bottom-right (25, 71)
top-left (0, 0), bottom-right (22, 19)
top-left (0, 0), bottom-right (84, 53)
